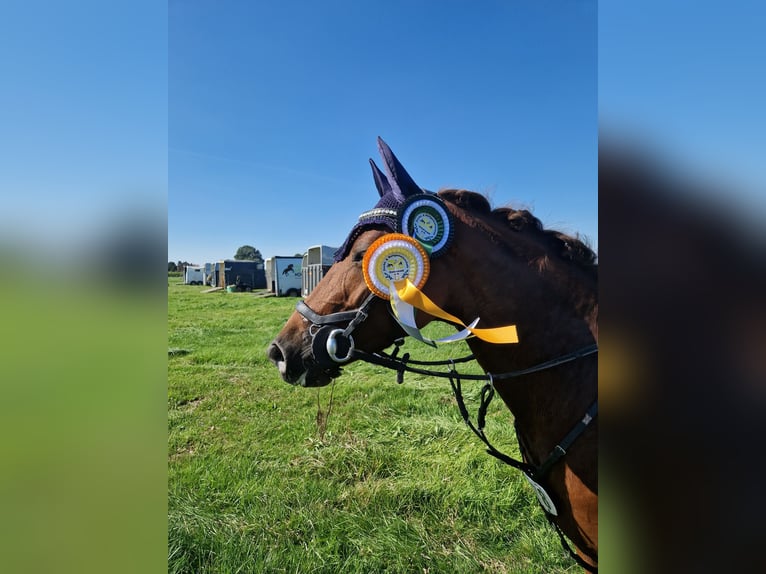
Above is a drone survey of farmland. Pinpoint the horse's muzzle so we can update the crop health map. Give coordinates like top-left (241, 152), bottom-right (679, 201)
top-left (267, 339), bottom-right (339, 387)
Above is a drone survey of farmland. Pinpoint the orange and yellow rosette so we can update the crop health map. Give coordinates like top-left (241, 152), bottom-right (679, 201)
top-left (362, 233), bottom-right (518, 346)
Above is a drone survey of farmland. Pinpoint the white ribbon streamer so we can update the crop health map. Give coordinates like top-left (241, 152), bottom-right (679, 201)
top-left (389, 281), bottom-right (479, 346)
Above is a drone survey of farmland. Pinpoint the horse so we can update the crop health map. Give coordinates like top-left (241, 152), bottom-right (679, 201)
top-left (268, 138), bottom-right (598, 570)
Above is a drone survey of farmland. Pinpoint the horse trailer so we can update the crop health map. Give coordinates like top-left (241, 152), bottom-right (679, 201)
top-left (216, 259), bottom-right (266, 291)
top-left (301, 245), bottom-right (337, 296)
top-left (265, 256), bottom-right (303, 297)
top-left (184, 265), bottom-right (205, 285)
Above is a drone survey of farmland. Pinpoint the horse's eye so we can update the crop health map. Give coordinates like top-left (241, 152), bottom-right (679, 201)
top-left (352, 249), bottom-right (366, 262)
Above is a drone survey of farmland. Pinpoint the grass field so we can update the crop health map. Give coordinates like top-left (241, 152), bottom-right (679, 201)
top-left (168, 278), bottom-right (577, 573)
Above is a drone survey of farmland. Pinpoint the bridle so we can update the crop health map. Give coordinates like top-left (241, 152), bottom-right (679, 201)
top-left (295, 292), bottom-right (377, 366)
top-left (296, 295), bottom-right (597, 385)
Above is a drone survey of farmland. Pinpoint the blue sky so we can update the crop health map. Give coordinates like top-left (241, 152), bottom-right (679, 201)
top-left (2, 2), bottom-right (762, 270)
top-left (169, 1), bottom-right (597, 264)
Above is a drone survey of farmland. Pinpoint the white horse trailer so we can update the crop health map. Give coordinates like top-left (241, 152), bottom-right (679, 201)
top-left (184, 265), bottom-right (205, 285)
top-left (265, 256), bottom-right (303, 296)
top-left (301, 245), bottom-right (337, 297)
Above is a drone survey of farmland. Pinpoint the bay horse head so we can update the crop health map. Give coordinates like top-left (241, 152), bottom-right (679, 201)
top-left (267, 137), bottom-right (445, 387)
top-left (267, 138), bottom-right (598, 570)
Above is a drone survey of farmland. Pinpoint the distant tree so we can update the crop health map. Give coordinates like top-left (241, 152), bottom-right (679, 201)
top-left (168, 261), bottom-right (178, 272)
top-left (234, 245), bottom-right (262, 262)
top-left (294, 253), bottom-right (303, 257)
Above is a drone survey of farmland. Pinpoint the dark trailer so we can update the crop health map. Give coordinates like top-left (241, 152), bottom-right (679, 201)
top-left (218, 259), bottom-right (266, 291)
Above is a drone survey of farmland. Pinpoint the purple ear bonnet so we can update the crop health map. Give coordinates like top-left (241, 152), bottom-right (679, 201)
top-left (334, 138), bottom-right (428, 262)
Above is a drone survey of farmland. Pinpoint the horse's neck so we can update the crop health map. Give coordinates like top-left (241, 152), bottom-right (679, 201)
top-left (455, 256), bottom-right (597, 459)
top-left (475, 344), bottom-right (596, 461)
top-left (451, 253), bottom-right (597, 363)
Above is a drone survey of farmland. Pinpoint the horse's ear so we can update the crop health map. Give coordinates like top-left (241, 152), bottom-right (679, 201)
top-left (377, 137), bottom-right (422, 198)
top-left (369, 159), bottom-right (392, 197)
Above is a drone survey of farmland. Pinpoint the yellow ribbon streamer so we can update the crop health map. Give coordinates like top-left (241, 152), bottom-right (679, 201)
top-left (390, 282), bottom-right (479, 346)
top-left (393, 278), bottom-right (519, 344)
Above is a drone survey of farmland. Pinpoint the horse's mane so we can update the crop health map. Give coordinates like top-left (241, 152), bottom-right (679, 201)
top-left (437, 189), bottom-right (597, 269)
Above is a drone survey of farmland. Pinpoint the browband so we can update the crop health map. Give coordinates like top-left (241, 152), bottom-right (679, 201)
top-left (358, 208), bottom-right (398, 221)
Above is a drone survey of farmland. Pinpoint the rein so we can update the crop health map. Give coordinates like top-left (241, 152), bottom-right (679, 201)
top-left (366, 340), bottom-right (599, 573)
top-left (352, 339), bottom-right (598, 382)
top-left (354, 341), bottom-right (598, 499)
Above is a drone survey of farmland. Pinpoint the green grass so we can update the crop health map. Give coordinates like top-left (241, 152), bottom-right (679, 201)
top-left (168, 279), bottom-right (576, 573)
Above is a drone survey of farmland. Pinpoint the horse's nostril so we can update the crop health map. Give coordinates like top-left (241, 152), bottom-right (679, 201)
top-left (267, 342), bottom-right (285, 365)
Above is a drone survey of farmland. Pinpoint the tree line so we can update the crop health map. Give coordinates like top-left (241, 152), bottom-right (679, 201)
top-left (168, 245), bottom-right (263, 272)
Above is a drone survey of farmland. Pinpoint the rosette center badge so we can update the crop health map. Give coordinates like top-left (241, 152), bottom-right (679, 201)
top-left (382, 253), bottom-right (411, 281)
